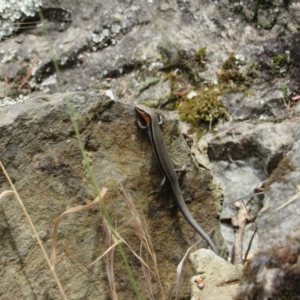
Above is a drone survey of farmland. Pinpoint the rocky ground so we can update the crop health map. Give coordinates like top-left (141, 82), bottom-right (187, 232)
top-left (1, 1), bottom-right (300, 299)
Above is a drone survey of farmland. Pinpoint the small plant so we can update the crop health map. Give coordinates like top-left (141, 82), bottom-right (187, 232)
top-left (193, 47), bottom-right (207, 71)
top-left (217, 52), bottom-right (245, 84)
top-left (271, 52), bottom-right (291, 76)
top-left (137, 77), bottom-right (160, 95)
top-left (178, 85), bottom-right (228, 128)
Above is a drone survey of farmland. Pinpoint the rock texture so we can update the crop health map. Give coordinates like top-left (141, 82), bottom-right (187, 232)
top-left (189, 249), bottom-right (243, 300)
top-left (0, 93), bottom-right (222, 299)
top-left (204, 118), bottom-right (298, 256)
top-left (2, 0), bottom-right (300, 299)
top-left (235, 229), bottom-right (300, 300)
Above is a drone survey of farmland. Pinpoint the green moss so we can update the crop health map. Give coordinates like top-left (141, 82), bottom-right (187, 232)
top-left (218, 53), bottom-right (246, 85)
top-left (217, 54), bottom-right (256, 89)
top-left (91, 82), bottom-right (111, 90)
top-left (6, 87), bottom-right (20, 98)
top-left (149, 47), bottom-right (256, 134)
top-left (178, 85), bottom-right (228, 128)
top-left (272, 53), bottom-right (291, 76)
top-left (232, 4), bottom-right (244, 14)
top-left (245, 61), bottom-right (259, 79)
top-left (168, 71), bottom-right (177, 93)
top-left (278, 84), bottom-right (288, 99)
top-left (137, 77), bottom-right (160, 95)
top-left (222, 52), bottom-right (239, 70)
top-left (193, 47), bottom-right (207, 71)
top-left (158, 43), bottom-right (198, 83)
top-left (160, 52), bottom-right (256, 133)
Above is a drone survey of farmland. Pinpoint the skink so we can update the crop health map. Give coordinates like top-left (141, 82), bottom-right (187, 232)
top-left (135, 104), bottom-right (218, 254)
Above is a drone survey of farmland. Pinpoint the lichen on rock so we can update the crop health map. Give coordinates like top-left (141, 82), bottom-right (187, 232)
top-left (0, 0), bottom-right (42, 40)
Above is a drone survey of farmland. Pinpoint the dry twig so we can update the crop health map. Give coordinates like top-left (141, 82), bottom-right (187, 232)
top-left (19, 54), bottom-right (38, 89)
top-left (231, 202), bottom-right (254, 264)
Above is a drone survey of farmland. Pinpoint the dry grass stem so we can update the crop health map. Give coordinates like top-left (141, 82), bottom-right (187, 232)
top-left (102, 218), bottom-right (118, 300)
top-left (141, 247), bottom-right (156, 300)
top-left (93, 199), bottom-right (118, 300)
top-left (51, 187), bottom-right (108, 267)
top-left (274, 185), bottom-right (300, 211)
top-left (0, 190), bottom-right (14, 199)
top-left (0, 160), bottom-right (67, 300)
top-left (121, 188), bottom-right (165, 300)
top-left (176, 239), bottom-right (201, 300)
top-left (89, 240), bottom-right (121, 266)
top-left (70, 108), bottom-right (142, 299)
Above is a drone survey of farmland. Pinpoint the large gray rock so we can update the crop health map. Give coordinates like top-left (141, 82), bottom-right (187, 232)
top-left (0, 92), bottom-right (222, 299)
top-left (204, 118), bottom-right (299, 258)
top-left (257, 136), bottom-right (300, 250)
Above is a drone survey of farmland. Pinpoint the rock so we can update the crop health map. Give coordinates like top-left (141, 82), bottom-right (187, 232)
top-left (0, 0), bottom-right (42, 40)
top-left (190, 249), bottom-right (243, 300)
top-left (204, 118), bottom-right (297, 258)
top-left (0, 92), bottom-right (222, 299)
top-left (256, 137), bottom-right (300, 251)
top-left (1, 0), bottom-right (300, 298)
top-left (236, 230), bottom-right (300, 300)
top-left (220, 88), bottom-right (287, 121)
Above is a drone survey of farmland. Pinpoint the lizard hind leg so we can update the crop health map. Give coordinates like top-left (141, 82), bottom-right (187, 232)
top-left (148, 176), bottom-right (166, 197)
top-left (175, 164), bottom-right (186, 173)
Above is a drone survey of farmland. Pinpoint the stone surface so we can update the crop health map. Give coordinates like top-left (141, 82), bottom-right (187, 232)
top-left (204, 118), bottom-right (298, 258)
top-left (2, 0), bottom-right (300, 298)
top-left (0, 0), bottom-right (42, 40)
top-left (190, 249), bottom-right (243, 300)
top-left (256, 137), bottom-right (300, 251)
top-left (0, 92), bottom-right (222, 299)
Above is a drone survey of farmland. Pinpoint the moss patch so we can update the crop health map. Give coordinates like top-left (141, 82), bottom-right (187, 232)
top-left (271, 53), bottom-right (291, 76)
top-left (175, 52), bottom-right (254, 134)
top-left (193, 47), bottom-right (207, 72)
top-left (137, 77), bottom-right (160, 95)
top-left (178, 85), bottom-right (228, 133)
top-left (144, 47), bottom-right (256, 134)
